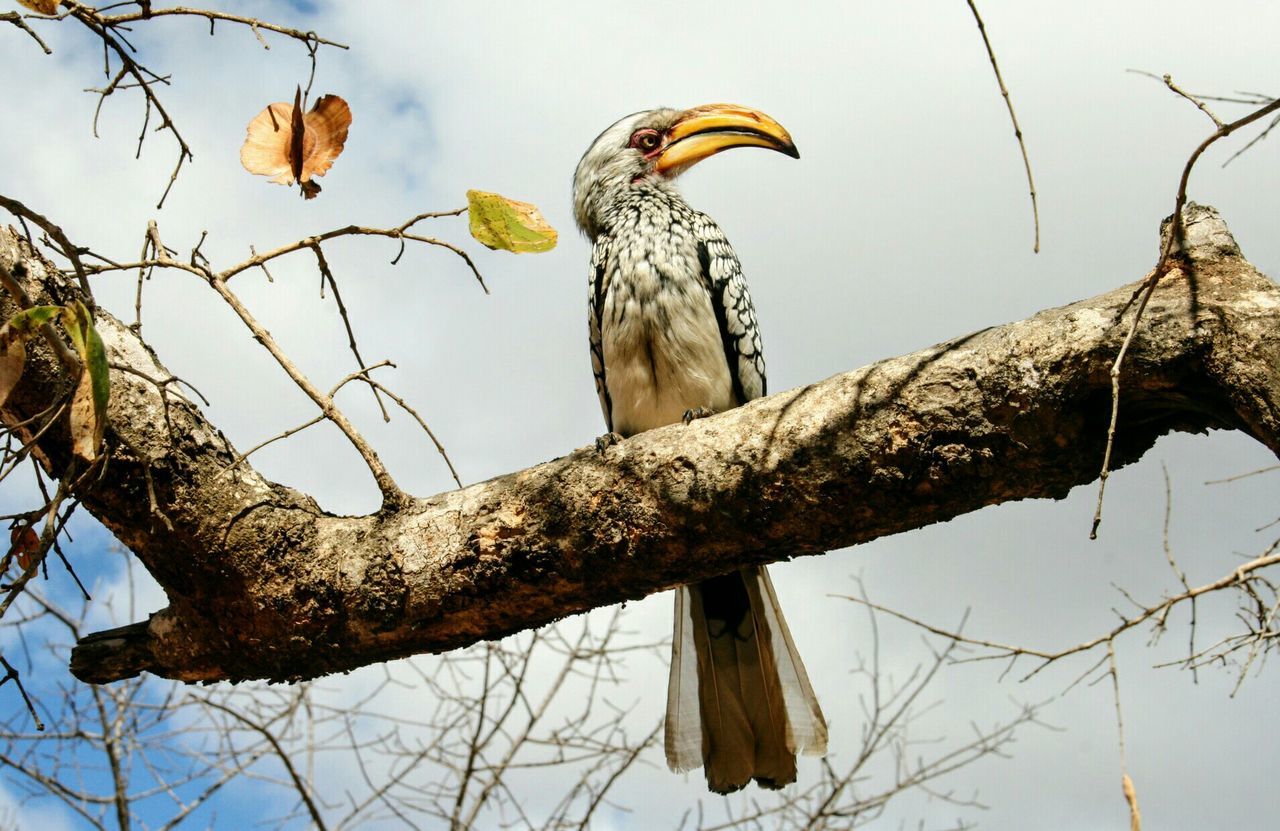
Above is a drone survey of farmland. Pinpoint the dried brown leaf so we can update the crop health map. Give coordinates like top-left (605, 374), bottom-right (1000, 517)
top-left (16, 0), bottom-right (60, 14)
top-left (9, 525), bottom-right (39, 572)
top-left (0, 323), bottom-right (26, 408)
top-left (289, 87), bottom-right (306, 185)
top-left (69, 366), bottom-right (101, 463)
top-left (240, 91), bottom-right (352, 199)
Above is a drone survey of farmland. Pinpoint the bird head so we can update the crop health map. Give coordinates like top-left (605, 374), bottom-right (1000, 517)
top-left (573, 103), bottom-right (798, 238)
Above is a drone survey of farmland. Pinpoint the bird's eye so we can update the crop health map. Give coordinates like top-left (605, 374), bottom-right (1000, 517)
top-left (629, 129), bottom-right (662, 153)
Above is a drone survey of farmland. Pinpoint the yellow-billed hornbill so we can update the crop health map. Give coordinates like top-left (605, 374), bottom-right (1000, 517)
top-left (573, 104), bottom-right (828, 794)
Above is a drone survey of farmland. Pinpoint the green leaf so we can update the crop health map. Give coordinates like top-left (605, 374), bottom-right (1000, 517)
top-left (60, 303), bottom-right (88, 360)
top-left (466, 190), bottom-right (558, 254)
top-left (7, 305), bottom-right (63, 336)
top-left (62, 302), bottom-right (110, 463)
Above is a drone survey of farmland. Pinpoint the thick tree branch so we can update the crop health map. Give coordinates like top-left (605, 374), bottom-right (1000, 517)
top-left (0, 205), bottom-right (1276, 686)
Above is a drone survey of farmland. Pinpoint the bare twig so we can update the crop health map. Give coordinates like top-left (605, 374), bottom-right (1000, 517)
top-left (129, 221), bottom-right (406, 504)
top-left (219, 210), bottom-right (487, 293)
top-left (18, 4), bottom-right (344, 206)
top-left (1156, 465), bottom-right (1196, 682)
top-left (208, 273), bottom-right (405, 506)
top-left (0, 475), bottom-right (70, 621)
top-left (365, 377), bottom-right (463, 488)
top-left (88, 212), bottom-right (488, 295)
top-left (197, 697), bottom-right (330, 831)
top-left (113, 431), bottom-right (175, 532)
top-left (310, 242), bottom-right (391, 421)
top-left (838, 547), bottom-right (1280, 683)
top-left (97, 5), bottom-right (348, 51)
top-left (965, 0), bottom-right (1040, 253)
top-left (1106, 646), bottom-right (1142, 831)
top-left (1091, 85), bottom-right (1280, 537)
top-left (0, 194), bottom-right (92, 301)
top-left (70, 8), bottom-right (194, 209)
top-left (0, 399), bottom-right (71, 488)
top-left (0, 10), bottom-right (53, 54)
top-left (218, 362), bottom-right (394, 476)
top-left (0, 653), bottom-right (43, 731)
top-left (83, 215), bottom-right (475, 501)
top-left (1090, 266), bottom-right (1160, 540)
top-left (1128, 70), bottom-right (1224, 128)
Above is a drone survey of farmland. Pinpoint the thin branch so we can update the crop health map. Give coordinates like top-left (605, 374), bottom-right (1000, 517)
top-left (219, 211), bottom-right (487, 294)
top-left (965, 0), bottom-right (1039, 253)
top-left (1221, 111), bottom-right (1279, 167)
top-left (1091, 86), bottom-right (1280, 536)
top-left (0, 11), bottom-right (53, 54)
top-left (207, 274), bottom-right (404, 506)
top-left (310, 242), bottom-right (391, 421)
top-left (0, 474), bottom-right (70, 621)
top-left (0, 194), bottom-right (92, 301)
top-left (365, 377), bottom-right (462, 489)
top-left (70, 8), bottom-right (194, 209)
top-left (1158, 464), bottom-right (1196, 682)
top-left (1091, 267), bottom-right (1160, 540)
top-left (0, 653), bottom-right (43, 731)
top-left (1107, 646), bottom-right (1142, 831)
top-left (96, 6), bottom-right (348, 51)
top-left (1205, 464), bottom-right (1280, 485)
top-left (196, 696), bottom-right (330, 831)
top-left (837, 548), bottom-right (1280, 682)
top-left (1153, 89), bottom-right (1280, 275)
top-left (1128, 70), bottom-right (1223, 128)
top-left (132, 221), bottom-right (404, 505)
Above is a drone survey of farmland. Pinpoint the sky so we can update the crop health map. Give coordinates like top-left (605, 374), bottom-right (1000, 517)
top-left (1, 1), bottom-right (1279, 828)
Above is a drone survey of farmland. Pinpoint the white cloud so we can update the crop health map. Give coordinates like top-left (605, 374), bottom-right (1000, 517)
top-left (0, 779), bottom-right (78, 831)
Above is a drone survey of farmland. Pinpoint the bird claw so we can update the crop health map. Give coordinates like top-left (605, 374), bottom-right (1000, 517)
top-left (682, 407), bottom-right (716, 425)
top-left (595, 432), bottom-right (623, 454)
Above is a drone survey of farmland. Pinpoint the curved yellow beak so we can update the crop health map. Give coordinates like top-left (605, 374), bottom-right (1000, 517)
top-left (654, 103), bottom-right (799, 176)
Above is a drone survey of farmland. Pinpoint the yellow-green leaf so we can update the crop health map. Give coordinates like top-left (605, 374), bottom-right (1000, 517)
top-left (466, 190), bottom-right (558, 254)
top-left (60, 302), bottom-right (88, 359)
top-left (0, 306), bottom-right (61, 408)
top-left (8, 305), bottom-right (62, 335)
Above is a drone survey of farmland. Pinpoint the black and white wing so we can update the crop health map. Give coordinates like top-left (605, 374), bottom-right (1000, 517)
top-left (692, 213), bottom-right (767, 405)
top-left (587, 232), bottom-right (614, 431)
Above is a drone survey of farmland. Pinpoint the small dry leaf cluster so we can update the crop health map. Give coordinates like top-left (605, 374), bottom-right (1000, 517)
top-left (240, 87), bottom-right (352, 200)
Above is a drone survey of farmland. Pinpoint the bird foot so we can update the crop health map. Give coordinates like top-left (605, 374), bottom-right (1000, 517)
top-left (682, 407), bottom-right (716, 425)
top-left (595, 432), bottom-right (623, 454)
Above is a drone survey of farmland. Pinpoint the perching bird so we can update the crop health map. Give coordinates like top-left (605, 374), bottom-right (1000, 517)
top-left (573, 104), bottom-right (828, 794)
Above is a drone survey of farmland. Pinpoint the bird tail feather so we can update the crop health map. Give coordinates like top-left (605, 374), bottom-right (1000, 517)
top-left (664, 565), bottom-right (827, 794)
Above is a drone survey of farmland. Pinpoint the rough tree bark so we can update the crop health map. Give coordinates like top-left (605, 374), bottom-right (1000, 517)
top-left (0, 205), bottom-right (1276, 686)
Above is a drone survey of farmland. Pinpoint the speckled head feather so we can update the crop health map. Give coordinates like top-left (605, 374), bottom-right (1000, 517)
top-left (573, 104), bottom-right (798, 241)
top-left (572, 108), bottom-right (683, 241)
